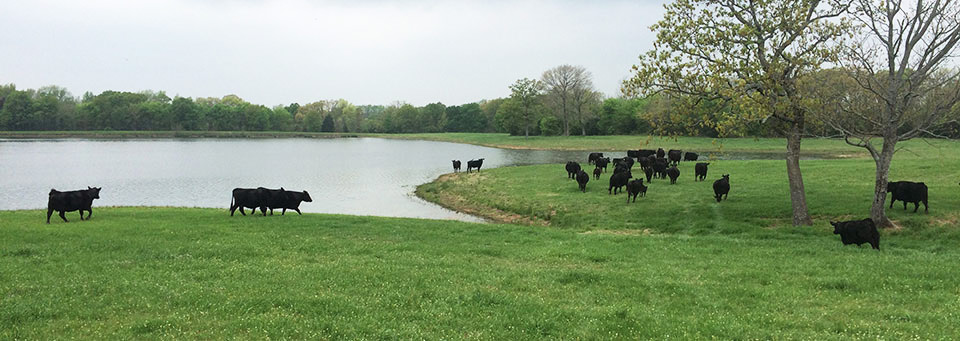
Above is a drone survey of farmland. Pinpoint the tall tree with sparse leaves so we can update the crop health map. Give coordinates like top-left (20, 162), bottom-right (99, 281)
top-left (818, 0), bottom-right (960, 228)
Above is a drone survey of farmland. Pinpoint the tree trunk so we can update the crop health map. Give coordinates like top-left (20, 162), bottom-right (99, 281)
top-left (785, 122), bottom-right (813, 226)
top-left (869, 136), bottom-right (897, 228)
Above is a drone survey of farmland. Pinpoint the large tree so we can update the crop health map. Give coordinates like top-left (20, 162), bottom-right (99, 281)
top-left (818, 0), bottom-right (960, 227)
top-left (507, 78), bottom-right (543, 137)
top-left (542, 65), bottom-right (591, 136)
top-left (624, 0), bottom-right (850, 226)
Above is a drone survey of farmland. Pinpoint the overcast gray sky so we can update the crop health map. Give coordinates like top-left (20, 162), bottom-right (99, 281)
top-left (1, 0), bottom-right (667, 106)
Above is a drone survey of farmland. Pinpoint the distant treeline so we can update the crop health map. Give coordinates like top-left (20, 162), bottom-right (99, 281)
top-left (0, 83), bottom-right (660, 136)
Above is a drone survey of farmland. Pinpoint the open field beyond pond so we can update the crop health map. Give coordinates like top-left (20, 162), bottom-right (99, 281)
top-left (2, 208), bottom-right (960, 339)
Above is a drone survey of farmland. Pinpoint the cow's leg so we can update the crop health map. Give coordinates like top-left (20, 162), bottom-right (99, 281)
top-left (230, 205), bottom-right (237, 216)
top-left (86, 208), bottom-right (92, 220)
top-left (294, 208), bottom-right (301, 215)
top-left (239, 206), bottom-right (247, 216)
top-left (46, 208), bottom-right (53, 224)
top-left (890, 198), bottom-right (895, 209)
top-left (259, 206), bottom-right (267, 216)
top-left (913, 202), bottom-right (919, 213)
top-left (903, 202), bottom-right (908, 210)
top-left (59, 211), bottom-right (68, 222)
top-left (269, 208), bottom-right (274, 216)
top-left (78, 210), bottom-right (84, 221)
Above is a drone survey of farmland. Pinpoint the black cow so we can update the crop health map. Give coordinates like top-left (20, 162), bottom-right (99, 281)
top-left (887, 181), bottom-right (928, 213)
top-left (588, 152), bottom-right (604, 164)
top-left (637, 149), bottom-right (657, 158)
top-left (637, 156), bottom-right (652, 170)
top-left (595, 157), bottom-right (610, 172)
top-left (695, 162), bottom-right (710, 182)
top-left (666, 166), bottom-right (680, 184)
top-left (467, 158), bottom-right (484, 173)
top-left (656, 148), bottom-right (665, 159)
top-left (643, 167), bottom-right (653, 183)
top-left (652, 157), bottom-right (669, 179)
top-left (452, 160), bottom-right (461, 173)
top-left (46, 187), bottom-right (101, 223)
top-left (684, 152), bottom-right (699, 161)
top-left (609, 170), bottom-right (632, 195)
top-left (626, 150), bottom-right (640, 158)
top-left (260, 187), bottom-right (313, 215)
top-left (626, 179), bottom-right (647, 203)
top-left (593, 167), bottom-right (602, 180)
top-left (713, 174), bottom-right (730, 202)
top-left (231, 187), bottom-right (267, 216)
top-left (831, 219), bottom-right (880, 250)
top-left (576, 170), bottom-right (590, 192)
top-left (667, 149), bottom-right (682, 166)
top-left (565, 161), bottom-right (582, 179)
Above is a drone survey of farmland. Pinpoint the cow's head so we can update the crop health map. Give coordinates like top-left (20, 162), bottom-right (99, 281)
top-left (301, 190), bottom-right (312, 202)
top-left (886, 182), bottom-right (899, 192)
top-left (722, 174), bottom-right (730, 180)
top-left (87, 186), bottom-right (101, 199)
top-left (830, 221), bottom-right (842, 234)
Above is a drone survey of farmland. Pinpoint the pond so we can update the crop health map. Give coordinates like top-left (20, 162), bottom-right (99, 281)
top-left (0, 137), bottom-right (825, 222)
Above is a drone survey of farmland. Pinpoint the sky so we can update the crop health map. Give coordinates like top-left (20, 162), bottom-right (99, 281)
top-left (1, 0), bottom-right (667, 107)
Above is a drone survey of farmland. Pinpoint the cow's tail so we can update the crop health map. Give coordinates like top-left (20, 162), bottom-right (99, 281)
top-left (229, 194), bottom-right (234, 212)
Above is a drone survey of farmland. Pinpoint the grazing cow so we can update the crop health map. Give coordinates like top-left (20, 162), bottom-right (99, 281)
top-left (576, 170), bottom-right (590, 192)
top-left (627, 150), bottom-right (640, 158)
top-left (887, 181), bottom-right (928, 213)
top-left (588, 152), bottom-right (604, 165)
top-left (467, 158), bottom-right (484, 173)
top-left (595, 157), bottom-right (610, 173)
top-left (637, 156), bottom-right (652, 170)
top-left (652, 157), bottom-right (669, 179)
top-left (452, 160), bottom-right (461, 173)
top-left (626, 179), bottom-right (647, 203)
top-left (46, 187), bottom-right (101, 223)
top-left (831, 219), bottom-right (880, 250)
top-left (565, 161), bottom-right (582, 179)
top-left (667, 149), bottom-right (682, 166)
top-left (609, 170), bottom-right (632, 195)
top-left (684, 152), bottom-right (699, 161)
top-left (637, 149), bottom-right (657, 158)
top-left (644, 167), bottom-right (653, 183)
top-left (713, 174), bottom-right (730, 202)
top-left (260, 187), bottom-right (314, 215)
top-left (231, 187), bottom-right (267, 216)
top-left (694, 162), bottom-right (710, 182)
top-left (656, 148), bottom-right (665, 159)
top-left (666, 166), bottom-right (680, 184)
top-left (593, 167), bottom-right (602, 180)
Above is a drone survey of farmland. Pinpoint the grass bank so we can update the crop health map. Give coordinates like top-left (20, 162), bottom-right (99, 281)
top-left (3, 207), bottom-right (959, 339)
top-left (416, 142), bottom-right (960, 244)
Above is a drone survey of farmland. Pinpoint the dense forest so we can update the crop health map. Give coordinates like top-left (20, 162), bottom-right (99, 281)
top-left (3, 64), bottom-right (957, 138)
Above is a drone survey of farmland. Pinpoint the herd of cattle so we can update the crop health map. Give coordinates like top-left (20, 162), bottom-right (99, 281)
top-left (560, 148), bottom-right (731, 204)
top-left (44, 186), bottom-right (313, 223)
top-left (41, 145), bottom-right (942, 251)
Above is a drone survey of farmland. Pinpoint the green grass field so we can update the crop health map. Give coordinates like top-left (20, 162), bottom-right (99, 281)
top-left (3, 133), bottom-right (960, 338)
top-left (2, 208), bottom-right (959, 339)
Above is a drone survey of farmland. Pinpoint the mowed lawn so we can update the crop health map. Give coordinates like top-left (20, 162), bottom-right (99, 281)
top-left (2, 208), bottom-right (959, 339)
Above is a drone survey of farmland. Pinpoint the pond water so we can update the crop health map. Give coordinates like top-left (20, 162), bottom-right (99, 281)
top-left (0, 137), bottom-right (825, 222)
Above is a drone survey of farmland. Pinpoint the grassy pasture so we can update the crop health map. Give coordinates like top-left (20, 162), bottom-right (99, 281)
top-left (2, 208), bottom-right (959, 339)
top-left (2, 133), bottom-right (959, 338)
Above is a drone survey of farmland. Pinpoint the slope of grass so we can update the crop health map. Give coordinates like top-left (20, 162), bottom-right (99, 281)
top-left (2, 208), bottom-right (959, 339)
top-left (417, 151), bottom-right (960, 249)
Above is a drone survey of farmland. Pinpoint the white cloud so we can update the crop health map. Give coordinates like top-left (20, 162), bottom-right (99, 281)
top-left (0, 0), bottom-right (666, 106)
